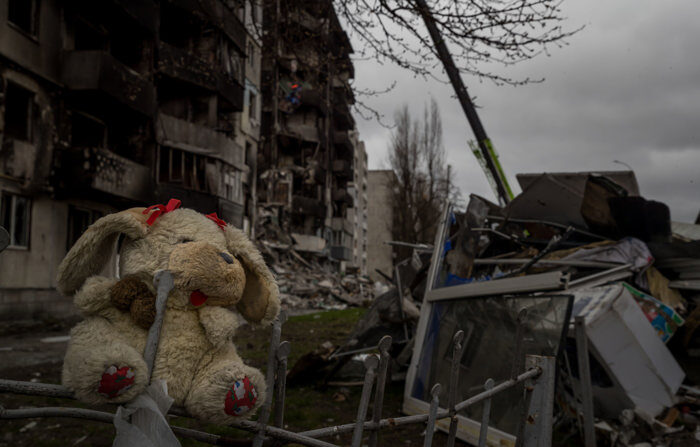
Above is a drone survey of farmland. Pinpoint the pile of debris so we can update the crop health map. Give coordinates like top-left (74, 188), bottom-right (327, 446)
top-left (413, 171), bottom-right (700, 445)
top-left (255, 214), bottom-right (374, 311)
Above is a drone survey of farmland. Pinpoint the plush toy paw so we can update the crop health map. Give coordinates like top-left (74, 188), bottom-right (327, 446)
top-left (98, 365), bottom-right (136, 398)
top-left (224, 377), bottom-right (258, 416)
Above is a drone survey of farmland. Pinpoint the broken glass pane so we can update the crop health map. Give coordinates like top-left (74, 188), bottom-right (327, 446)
top-left (411, 293), bottom-right (572, 435)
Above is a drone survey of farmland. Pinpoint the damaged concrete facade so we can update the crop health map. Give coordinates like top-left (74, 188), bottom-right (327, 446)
top-left (0, 0), bottom-right (260, 319)
top-left (259, 0), bottom-right (367, 273)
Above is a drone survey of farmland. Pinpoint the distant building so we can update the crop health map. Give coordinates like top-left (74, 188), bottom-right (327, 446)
top-left (0, 0), bottom-right (258, 319)
top-left (367, 170), bottom-right (397, 282)
top-left (259, 0), bottom-right (366, 272)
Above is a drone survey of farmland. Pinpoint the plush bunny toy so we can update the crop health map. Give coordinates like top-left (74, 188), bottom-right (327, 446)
top-left (57, 199), bottom-right (279, 423)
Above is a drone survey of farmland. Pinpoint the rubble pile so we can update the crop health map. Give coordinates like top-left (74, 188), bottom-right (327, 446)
top-left (255, 215), bottom-right (374, 311)
top-left (418, 171), bottom-right (700, 446)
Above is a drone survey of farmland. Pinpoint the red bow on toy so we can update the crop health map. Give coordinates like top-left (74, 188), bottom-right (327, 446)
top-left (205, 212), bottom-right (227, 231)
top-left (143, 199), bottom-right (181, 226)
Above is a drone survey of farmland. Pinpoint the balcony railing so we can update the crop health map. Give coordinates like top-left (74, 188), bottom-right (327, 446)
top-left (59, 147), bottom-right (152, 201)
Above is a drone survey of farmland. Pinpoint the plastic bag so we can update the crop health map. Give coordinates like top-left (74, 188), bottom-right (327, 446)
top-left (113, 380), bottom-right (181, 447)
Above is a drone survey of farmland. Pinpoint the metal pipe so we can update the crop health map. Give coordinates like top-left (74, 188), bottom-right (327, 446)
top-left (145, 270), bottom-right (174, 381)
top-left (274, 341), bottom-right (291, 428)
top-left (0, 406), bottom-right (338, 447)
top-left (0, 379), bottom-right (74, 399)
top-left (477, 379), bottom-right (495, 447)
top-left (473, 258), bottom-right (623, 269)
top-left (252, 310), bottom-right (287, 447)
top-left (350, 355), bottom-right (379, 447)
top-left (300, 367), bottom-right (542, 439)
top-left (423, 384), bottom-right (441, 447)
top-left (446, 331), bottom-right (466, 447)
top-left (368, 336), bottom-right (392, 447)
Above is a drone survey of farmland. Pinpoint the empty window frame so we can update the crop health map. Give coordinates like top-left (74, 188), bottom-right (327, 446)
top-left (159, 147), bottom-right (208, 192)
top-left (8, 0), bottom-right (39, 36)
top-left (67, 206), bottom-right (102, 251)
top-left (0, 192), bottom-right (31, 248)
top-left (71, 112), bottom-right (106, 148)
top-left (4, 81), bottom-right (34, 142)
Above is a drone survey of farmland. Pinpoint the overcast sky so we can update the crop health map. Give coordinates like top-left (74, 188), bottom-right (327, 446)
top-left (350, 1), bottom-right (700, 222)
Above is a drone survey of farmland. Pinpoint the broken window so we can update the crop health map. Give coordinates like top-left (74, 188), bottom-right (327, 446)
top-left (71, 112), bottom-right (106, 147)
top-left (159, 147), bottom-right (208, 192)
top-left (67, 206), bottom-right (102, 251)
top-left (4, 81), bottom-right (34, 142)
top-left (0, 192), bottom-right (30, 248)
top-left (248, 91), bottom-right (258, 123)
top-left (8, 0), bottom-right (38, 36)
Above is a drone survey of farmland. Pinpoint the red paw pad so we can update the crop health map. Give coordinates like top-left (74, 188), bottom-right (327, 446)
top-left (98, 365), bottom-right (135, 398)
top-left (224, 377), bottom-right (258, 416)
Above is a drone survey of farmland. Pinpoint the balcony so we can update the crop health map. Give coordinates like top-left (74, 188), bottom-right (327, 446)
top-left (61, 51), bottom-right (156, 116)
top-left (300, 89), bottom-right (328, 115)
top-left (333, 105), bottom-right (354, 131)
top-left (331, 217), bottom-right (353, 235)
top-left (59, 147), bottom-right (152, 201)
top-left (330, 246), bottom-right (352, 261)
top-left (156, 114), bottom-right (246, 168)
top-left (157, 43), bottom-right (244, 111)
top-left (332, 188), bottom-right (354, 207)
top-left (334, 131), bottom-right (354, 159)
top-left (157, 42), bottom-right (219, 90)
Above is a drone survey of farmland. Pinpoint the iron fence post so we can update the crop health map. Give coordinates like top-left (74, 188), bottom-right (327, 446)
top-left (253, 310), bottom-right (288, 447)
top-left (350, 355), bottom-right (379, 447)
top-left (368, 335), bottom-right (392, 447)
top-left (273, 340), bottom-right (291, 428)
top-left (520, 355), bottom-right (556, 447)
top-left (423, 383), bottom-right (441, 447)
top-left (446, 330), bottom-right (465, 447)
top-left (477, 379), bottom-right (495, 447)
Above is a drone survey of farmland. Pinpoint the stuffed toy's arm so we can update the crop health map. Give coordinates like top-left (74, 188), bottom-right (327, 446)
top-left (73, 276), bottom-right (118, 315)
top-left (198, 306), bottom-right (239, 348)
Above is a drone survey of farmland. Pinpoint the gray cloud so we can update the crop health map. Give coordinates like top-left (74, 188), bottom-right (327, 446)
top-left (352, 0), bottom-right (700, 222)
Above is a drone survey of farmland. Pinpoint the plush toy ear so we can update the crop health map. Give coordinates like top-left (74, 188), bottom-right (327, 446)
top-left (224, 226), bottom-right (280, 325)
top-left (57, 208), bottom-right (149, 296)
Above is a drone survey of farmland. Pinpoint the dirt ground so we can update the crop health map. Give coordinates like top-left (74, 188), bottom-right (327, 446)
top-left (0, 309), bottom-right (468, 447)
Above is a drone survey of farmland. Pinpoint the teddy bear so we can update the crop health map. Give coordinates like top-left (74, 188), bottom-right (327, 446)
top-left (57, 199), bottom-right (280, 424)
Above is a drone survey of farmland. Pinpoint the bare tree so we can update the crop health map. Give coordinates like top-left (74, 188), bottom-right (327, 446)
top-left (388, 99), bottom-right (454, 260)
top-left (336, 0), bottom-right (578, 86)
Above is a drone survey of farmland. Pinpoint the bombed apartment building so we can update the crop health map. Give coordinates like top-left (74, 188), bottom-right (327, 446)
top-left (0, 0), bottom-right (260, 319)
top-left (258, 0), bottom-right (367, 273)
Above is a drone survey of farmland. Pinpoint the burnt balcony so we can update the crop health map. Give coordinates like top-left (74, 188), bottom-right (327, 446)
top-left (111, 0), bottom-right (158, 34)
top-left (157, 43), bottom-right (244, 111)
top-left (333, 85), bottom-right (354, 105)
top-left (333, 105), bottom-right (354, 131)
top-left (330, 246), bottom-right (352, 261)
top-left (291, 195), bottom-right (325, 218)
top-left (157, 42), bottom-right (219, 90)
top-left (59, 147), bottom-right (152, 202)
top-left (331, 217), bottom-right (353, 235)
top-left (300, 89), bottom-right (328, 115)
top-left (332, 188), bottom-right (354, 207)
top-left (332, 159), bottom-right (353, 178)
top-left (156, 114), bottom-right (246, 168)
top-left (61, 51), bottom-right (156, 116)
top-left (334, 131), bottom-right (354, 159)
